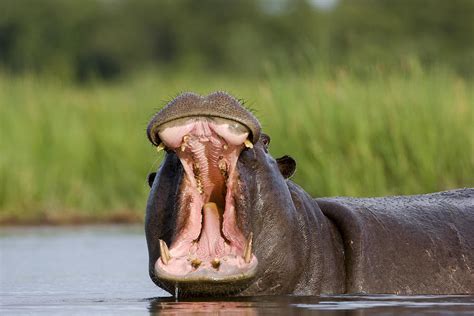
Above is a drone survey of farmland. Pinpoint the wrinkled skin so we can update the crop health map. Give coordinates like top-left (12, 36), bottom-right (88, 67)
top-left (145, 92), bottom-right (474, 296)
top-left (317, 191), bottom-right (474, 294)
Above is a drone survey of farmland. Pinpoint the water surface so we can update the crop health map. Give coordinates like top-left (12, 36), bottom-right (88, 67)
top-left (1, 225), bottom-right (473, 315)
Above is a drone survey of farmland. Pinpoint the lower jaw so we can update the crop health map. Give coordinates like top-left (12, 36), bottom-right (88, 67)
top-left (155, 256), bottom-right (258, 283)
top-left (155, 264), bottom-right (258, 296)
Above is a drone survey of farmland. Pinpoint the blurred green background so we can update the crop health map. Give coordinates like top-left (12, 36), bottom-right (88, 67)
top-left (0, 0), bottom-right (473, 224)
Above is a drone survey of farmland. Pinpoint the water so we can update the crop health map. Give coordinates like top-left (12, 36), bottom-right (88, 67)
top-left (1, 225), bottom-right (473, 315)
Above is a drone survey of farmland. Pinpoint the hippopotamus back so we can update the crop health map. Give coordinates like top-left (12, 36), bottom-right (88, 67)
top-left (317, 188), bottom-right (474, 294)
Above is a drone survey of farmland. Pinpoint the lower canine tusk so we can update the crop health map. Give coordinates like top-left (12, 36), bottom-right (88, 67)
top-left (159, 239), bottom-right (171, 265)
top-left (243, 232), bottom-right (253, 263)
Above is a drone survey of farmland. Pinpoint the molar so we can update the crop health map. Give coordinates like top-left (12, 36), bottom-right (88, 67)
top-left (196, 178), bottom-right (203, 194)
top-left (181, 135), bottom-right (190, 151)
top-left (218, 159), bottom-right (228, 177)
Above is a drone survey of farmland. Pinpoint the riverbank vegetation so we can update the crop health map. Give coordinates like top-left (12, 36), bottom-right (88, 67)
top-left (1, 65), bottom-right (473, 224)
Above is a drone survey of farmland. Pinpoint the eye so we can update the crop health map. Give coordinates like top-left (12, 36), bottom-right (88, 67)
top-left (261, 133), bottom-right (270, 152)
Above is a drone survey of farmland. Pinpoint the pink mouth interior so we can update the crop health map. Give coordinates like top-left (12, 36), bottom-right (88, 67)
top-left (155, 117), bottom-right (257, 280)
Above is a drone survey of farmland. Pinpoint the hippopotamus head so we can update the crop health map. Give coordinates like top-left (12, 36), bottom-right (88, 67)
top-left (145, 92), bottom-right (331, 297)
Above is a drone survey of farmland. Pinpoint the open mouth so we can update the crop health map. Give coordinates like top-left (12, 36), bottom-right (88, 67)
top-left (153, 116), bottom-right (258, 285)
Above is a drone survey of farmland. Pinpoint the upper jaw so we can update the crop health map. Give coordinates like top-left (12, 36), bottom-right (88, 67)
top-left (152, 116), bottom-right (258, 292)
top-left (146, 92), bottom-right (262, 147)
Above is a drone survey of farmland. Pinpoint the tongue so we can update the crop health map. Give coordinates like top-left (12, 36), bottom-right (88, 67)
top-left (197, 203), bottom-right (226, 259)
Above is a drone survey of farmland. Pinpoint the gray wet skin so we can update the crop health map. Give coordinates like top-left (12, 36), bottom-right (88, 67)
top-left (145, 92), bottom-right (474, 297)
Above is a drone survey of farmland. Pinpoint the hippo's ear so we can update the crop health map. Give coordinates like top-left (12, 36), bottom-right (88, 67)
top-left (276, 155), bottom-right (296, 179)
top-left (147, 172), bottom-right (157, 187)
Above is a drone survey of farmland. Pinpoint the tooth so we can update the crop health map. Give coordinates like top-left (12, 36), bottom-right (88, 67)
top-left (243, 232), bottom-right (253, 263)
top-left (159, 239), bottom-right (171, 265)
top-left (181, 135), bottom-right (190, 152)
top-left (244, 139), bottom-right (253, 149)
top-left (218, 159), bottom-right (227, 177)
top-left (211, 258), bottom-right (221, 269)
top-left (196, 179), bottom-right (203, 194)
top-left (191, 258), bottom-right (202, 269)
top-left (156, 143), bottom-right (165, 153)
top-left (223, 144), bottom-right (228, 150)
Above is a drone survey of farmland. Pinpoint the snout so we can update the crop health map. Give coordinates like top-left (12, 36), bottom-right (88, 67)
top-left (147, 92), bottom-right (261, 147)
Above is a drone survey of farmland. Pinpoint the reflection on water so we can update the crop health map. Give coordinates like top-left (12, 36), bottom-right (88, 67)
top-left (149, 299), bottom-right (257, 315)
top-left (1, 226), bottom-right (473, 315)
top-left (148, 295), bottom-right (474, 315)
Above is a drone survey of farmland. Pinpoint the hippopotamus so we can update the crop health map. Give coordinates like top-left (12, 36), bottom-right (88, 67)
top-left (145, 92), bottom-right (474, 297)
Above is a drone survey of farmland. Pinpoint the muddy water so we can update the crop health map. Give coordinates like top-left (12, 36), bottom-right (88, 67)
top-left (1, 225), bottom-right (473, 315)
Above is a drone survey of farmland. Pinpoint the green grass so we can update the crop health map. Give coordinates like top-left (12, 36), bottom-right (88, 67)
top-left (0, 68), bottom-right (473, 223)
